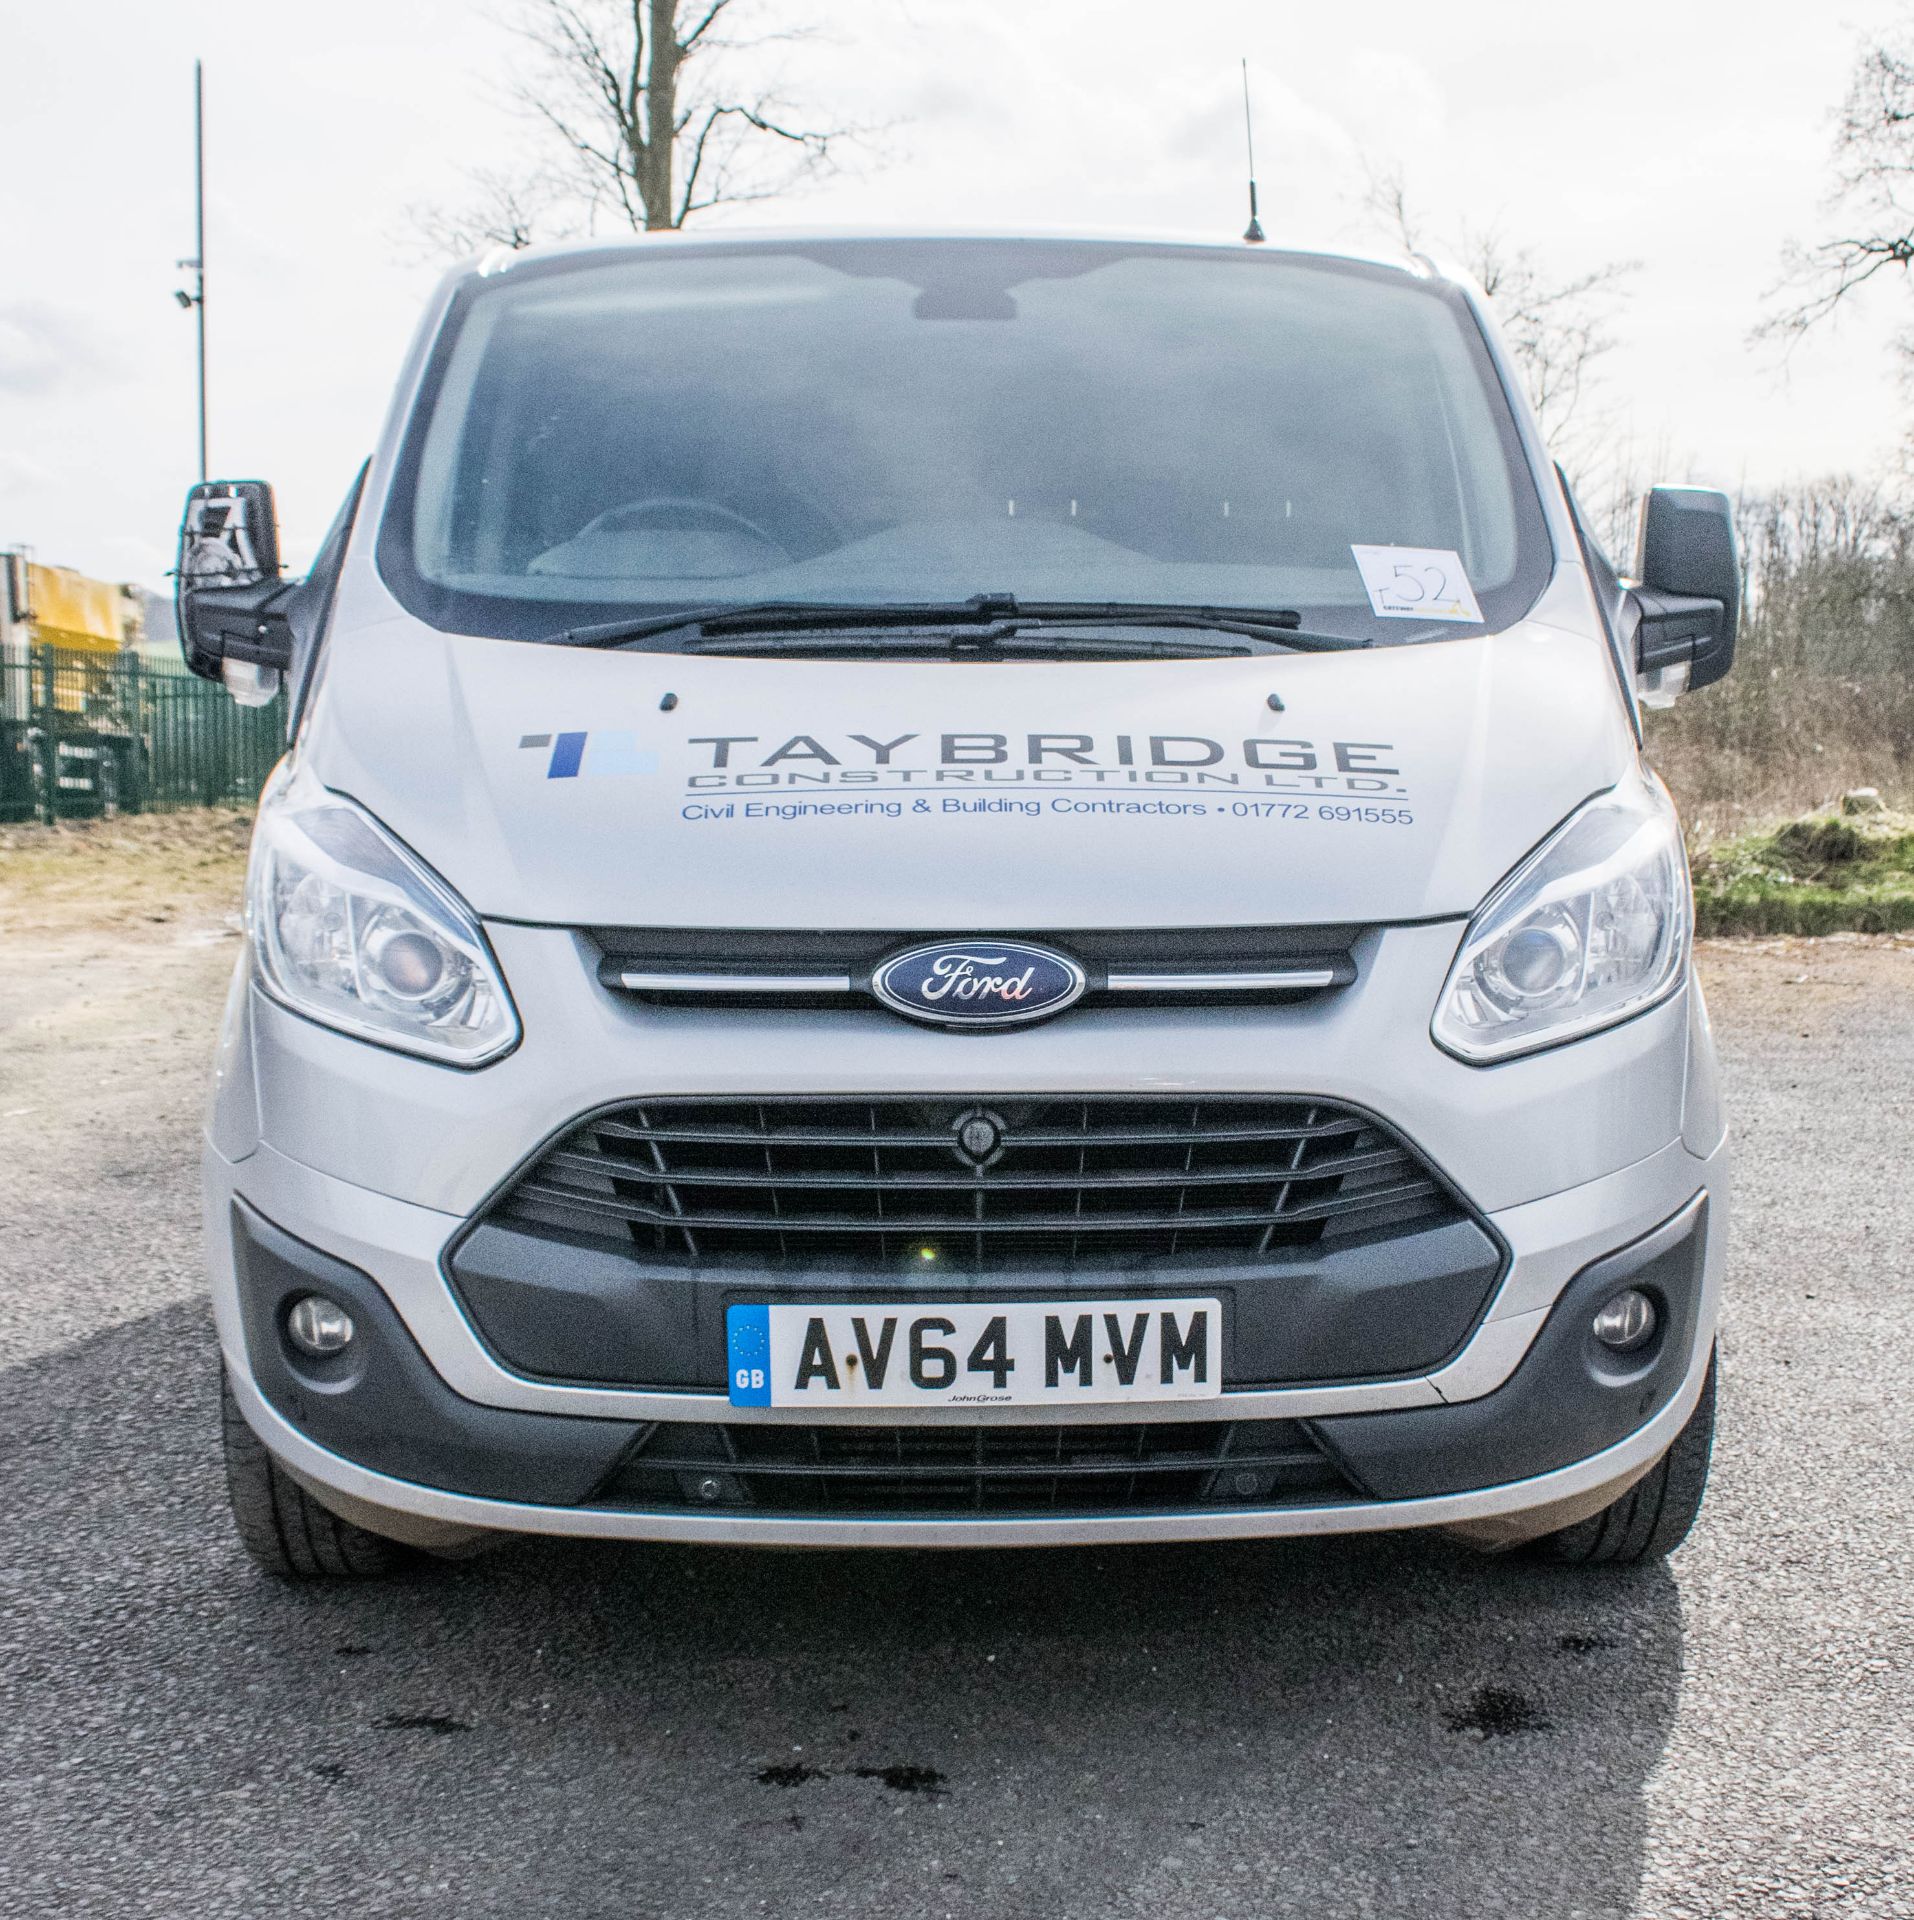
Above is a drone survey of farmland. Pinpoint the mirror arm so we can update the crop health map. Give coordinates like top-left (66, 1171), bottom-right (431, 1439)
top-left (1631, 587), bottom-right (1724, 673)
top-left (1629, 585), bottom-right (1725, 711)
top-left (186, 579), bottom-right (298, 673)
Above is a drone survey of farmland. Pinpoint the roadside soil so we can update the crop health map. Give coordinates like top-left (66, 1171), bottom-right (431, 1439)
top-left (0, 812), bottom-right (251, 1363)
top-left (1695, 929), bottom-right (1914, 1025)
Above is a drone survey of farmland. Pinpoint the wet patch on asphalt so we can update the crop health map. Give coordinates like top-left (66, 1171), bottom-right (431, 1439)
top-left (755, 1760), bottom-right (946, 1794)
top-left (850, 1763), bottom-right (945, 1793)
top-left (755, 1762), bottom-right (829, 1787)
top-left (1444, 1686), bottom-right (1551, 1738)
top-left (373, 1711), bottom-right (474, 1736)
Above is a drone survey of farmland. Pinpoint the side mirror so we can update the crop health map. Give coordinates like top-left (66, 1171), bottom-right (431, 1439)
top-left (175, 479), bottom-right (294, 701)
top-left (1629, 485), bottom-right (1739, 707)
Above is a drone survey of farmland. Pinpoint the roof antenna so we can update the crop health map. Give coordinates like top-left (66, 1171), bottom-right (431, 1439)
top-left (1240, 59), bottom-right (1266, 244)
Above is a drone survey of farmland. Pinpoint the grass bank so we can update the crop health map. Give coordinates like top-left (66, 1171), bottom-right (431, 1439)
top-left (1691, 806), bottom-right (1914, 936)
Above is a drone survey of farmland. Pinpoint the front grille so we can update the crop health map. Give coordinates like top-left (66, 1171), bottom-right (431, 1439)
top-left (591, 924), bottom-right (1360, 1010)
top-left (594, 1418), bottom-right (1355, 1515)
top-left (592, 924), bottom-right (1361, 972)
top-left (492, 1095), bottom-right (1463, 1270)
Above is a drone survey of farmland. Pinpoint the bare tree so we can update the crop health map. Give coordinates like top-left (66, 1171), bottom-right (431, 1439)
top-left (408, 164), bottom-right (570, 258)
top-left (1364, 167), bottom-right (1635, 466)
top-left (427, 0), bottom-right (863, 253)
top-left (1766, 24), bottom-right (1914, 341)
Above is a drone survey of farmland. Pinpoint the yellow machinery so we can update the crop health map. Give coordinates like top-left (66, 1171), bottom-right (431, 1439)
top-left (1, 552), bottom-right (149, 815)
top-left (20, 563), bottom-right (142, 703)
top-left (26, 562), bottom-right (132, 653)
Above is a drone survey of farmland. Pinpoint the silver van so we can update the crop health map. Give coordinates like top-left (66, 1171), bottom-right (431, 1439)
top-left (178, 232), bottom-right (1735, 1577)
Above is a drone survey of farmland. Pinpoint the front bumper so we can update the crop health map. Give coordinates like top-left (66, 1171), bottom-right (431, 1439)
top-left (206, 920), bottom-right (1729, 1546)
top-left (212, 1138), bottom-right (1725, 1547)
top-left (223, 1316), bottom-right (1717, 1552)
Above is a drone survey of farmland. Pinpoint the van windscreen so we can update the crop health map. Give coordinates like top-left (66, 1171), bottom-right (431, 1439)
top-left (380, 240), bottom-right (1553, 643)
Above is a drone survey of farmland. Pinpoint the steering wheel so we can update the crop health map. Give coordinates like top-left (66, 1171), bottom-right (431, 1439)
top-left (576, 496), bottom-right (791, 555)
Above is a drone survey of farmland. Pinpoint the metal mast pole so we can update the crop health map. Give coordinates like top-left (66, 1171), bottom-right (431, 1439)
top-left (192, 60), bottom-right (207, 479)
top-left (175, 61), bottom-right (208, 479)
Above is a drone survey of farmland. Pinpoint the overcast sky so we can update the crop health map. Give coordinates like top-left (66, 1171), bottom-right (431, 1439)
top-left (3, 0), bottom-right (1909, 589)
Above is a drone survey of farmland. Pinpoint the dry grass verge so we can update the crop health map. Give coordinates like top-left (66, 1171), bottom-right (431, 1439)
top-left (0, 809), bottom-right (253, 939)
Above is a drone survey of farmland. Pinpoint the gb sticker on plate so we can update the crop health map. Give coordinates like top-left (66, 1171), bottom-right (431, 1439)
top-left (1350, 545), bottom-right (1484, 623)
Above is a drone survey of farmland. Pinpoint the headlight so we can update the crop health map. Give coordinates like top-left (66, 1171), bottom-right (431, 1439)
top-left (1433, 782), bottom-right (1689, 1063)
top-left (249, 768), bottom-right (519, 1065)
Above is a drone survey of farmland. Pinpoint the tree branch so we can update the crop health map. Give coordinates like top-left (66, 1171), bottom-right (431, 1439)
top-left (1357, 162), bottom-right (1632, 459)
top-left (675, 0), bottom-right (733, 53)
top-left (434, 0), bottom-right (878, 244)
top-left (674, 103), bottom-right (725, 224)
top-left (1763, 25), bottom-right (1914, 342)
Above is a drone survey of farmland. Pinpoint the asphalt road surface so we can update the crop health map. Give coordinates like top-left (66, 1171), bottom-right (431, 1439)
top-left (2, 903), bottom-right (1911, 1919)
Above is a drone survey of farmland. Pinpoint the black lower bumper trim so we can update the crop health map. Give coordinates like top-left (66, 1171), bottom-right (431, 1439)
top-left (1310, 1194), bottom-right (1710, 1500)
top-left (593, 1418), bottom-right (1357, 1516)
top-left (447, 1215), bottom-right (1506, 1392)
top-left (230, 1201), bottom-right (641, 1505)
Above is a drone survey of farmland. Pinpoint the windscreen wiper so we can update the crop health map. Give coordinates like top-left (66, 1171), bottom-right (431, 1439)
top-left (547, 593), bottom-right (1372, 654)
top-left (662, 629), bottom-right (1274, 661)
top-left (972, 603), bottom-right (1371, 652)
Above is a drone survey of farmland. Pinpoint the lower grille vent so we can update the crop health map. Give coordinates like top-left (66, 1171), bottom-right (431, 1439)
top-left (594, 1419), bottom-right (1354, 1515)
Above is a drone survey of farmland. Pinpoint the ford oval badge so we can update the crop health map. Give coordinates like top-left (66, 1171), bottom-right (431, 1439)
top-left (870, 940), bottom-right (1087, 1029)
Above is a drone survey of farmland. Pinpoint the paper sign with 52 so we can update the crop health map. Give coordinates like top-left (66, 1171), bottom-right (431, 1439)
top-left (1350, 545), bottom-right (1484, 624)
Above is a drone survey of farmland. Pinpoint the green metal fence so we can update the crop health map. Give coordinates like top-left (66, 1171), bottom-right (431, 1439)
top-left (0, 641), bottom-right (285, 824)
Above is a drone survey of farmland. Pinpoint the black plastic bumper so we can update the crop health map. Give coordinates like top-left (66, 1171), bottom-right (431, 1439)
top-left (230, 1202), bottom-right (641, 1503)
top-left (446, 1215), bottom-right (1508, 1391)
top-left (1310, 1194), bottom-right (1709, 1499)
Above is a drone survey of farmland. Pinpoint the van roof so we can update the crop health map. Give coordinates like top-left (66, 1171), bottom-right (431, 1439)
top-left (466, 226), bottom-right (1438, 285)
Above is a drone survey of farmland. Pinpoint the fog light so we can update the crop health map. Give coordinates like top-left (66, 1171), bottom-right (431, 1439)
top-left (1591, 1288), bottom-right (1657, 1352)
top-left (286, 1293), bottom-right (355, 1356)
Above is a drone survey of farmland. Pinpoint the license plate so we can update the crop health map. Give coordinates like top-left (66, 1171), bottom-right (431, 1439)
top-left (725, 1299), bottom-right (1223, 1408)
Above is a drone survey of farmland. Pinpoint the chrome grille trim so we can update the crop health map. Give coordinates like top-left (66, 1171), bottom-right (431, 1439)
top-left (593, 924), bottom-right (1362, 1013)
top-left (614, 971), bottom-right (855, 994)
top-left (615, 968), bottom-right (1339, 996)
top-left (1103, 969), bottom-right (1339, 992)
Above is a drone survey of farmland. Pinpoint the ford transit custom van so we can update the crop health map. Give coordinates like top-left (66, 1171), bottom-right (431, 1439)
top-left (179, 232), bottom-right (1735, 1578)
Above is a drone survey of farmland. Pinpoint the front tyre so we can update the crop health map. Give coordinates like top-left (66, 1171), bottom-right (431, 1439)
top-left (220, 1367), bottom-right (410, 1579)
top-left (1531, 1347), bottom-right (1717, 1566)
